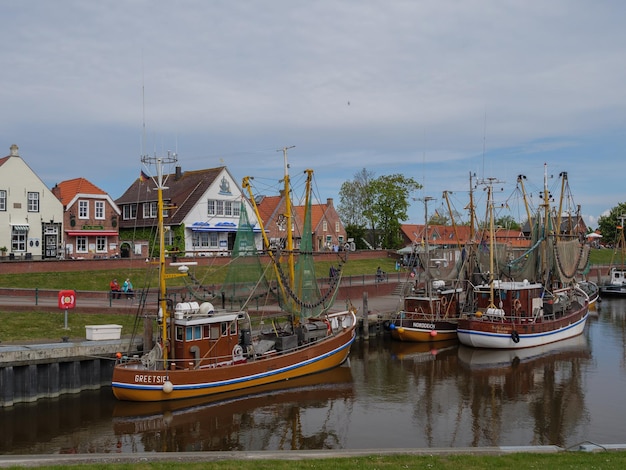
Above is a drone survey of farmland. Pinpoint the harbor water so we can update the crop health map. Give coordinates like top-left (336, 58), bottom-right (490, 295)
top-left (1, 298), bottom-right (626, 454)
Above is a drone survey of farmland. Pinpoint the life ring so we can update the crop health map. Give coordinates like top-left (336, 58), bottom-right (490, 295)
top-left (232, 344), bottom-right (244, 361)
top-left (513, 299), bottom-right (522, 312)
top-left (440, 296), bottom-right (448, 308)
top-left (511, 330), bottom-right (520, 343)
top-left (324, 319), bottom-right (332, 334)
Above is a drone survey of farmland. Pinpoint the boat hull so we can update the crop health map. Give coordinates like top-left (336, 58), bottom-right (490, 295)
top-left (457, 307), bottom-right (588, 349)
top-left (390, 320), bottom-right (457, 342)
top-left (112, 318), bottom-right (356, 402)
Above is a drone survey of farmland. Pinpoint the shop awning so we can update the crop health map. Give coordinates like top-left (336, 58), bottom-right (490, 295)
top-left (11, 224), bottom-right (29, 232)
top-left (190, 221), bottom-right (262, 233)
top-left (66, 230), bottom-right (118, 237)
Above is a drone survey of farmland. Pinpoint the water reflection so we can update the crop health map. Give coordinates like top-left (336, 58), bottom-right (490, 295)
top-left (457, 335), bottom-right (591, 447)
top-left (3, 300), bottom-right (626, 453)
top-left (112, 366), bottom-right (355, 452)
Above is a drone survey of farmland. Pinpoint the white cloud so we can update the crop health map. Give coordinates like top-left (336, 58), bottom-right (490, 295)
top-left (1, 0), bottom-right (625, 227)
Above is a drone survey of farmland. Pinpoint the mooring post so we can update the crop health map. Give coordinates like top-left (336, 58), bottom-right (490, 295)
top-left (363, 291), bottom-right (369, 342)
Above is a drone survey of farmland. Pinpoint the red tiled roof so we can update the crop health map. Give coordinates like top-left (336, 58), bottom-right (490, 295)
top-left (52, 178), bottom-right (108, 206)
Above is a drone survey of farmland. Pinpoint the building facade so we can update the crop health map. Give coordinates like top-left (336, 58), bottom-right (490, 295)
top-left (0, 144), bottom-right (64, 259)
top-left (51, 177), bottom-right (121, 259)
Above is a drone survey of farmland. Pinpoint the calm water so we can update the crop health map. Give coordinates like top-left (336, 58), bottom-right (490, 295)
top-left (2, 298), bottom-right (626, 454)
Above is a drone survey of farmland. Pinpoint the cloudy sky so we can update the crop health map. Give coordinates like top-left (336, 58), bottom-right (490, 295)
top-left (2, 1), bottom-right (625, 229)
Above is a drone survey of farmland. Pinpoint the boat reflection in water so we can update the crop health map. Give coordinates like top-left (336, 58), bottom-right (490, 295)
top-left (112, 365), bottom-right (355, 452)
top-left (456, 334), bottom-right (592, 447)
top-left (390, 339), bottom-right (458, 361)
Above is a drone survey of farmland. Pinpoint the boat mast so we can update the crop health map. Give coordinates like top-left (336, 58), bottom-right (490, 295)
top-left (141, 151), bottom-right (178, 365)
top-left (516, 174), bottom-right (534, 231)
top-left (280, 146), bottom-right (296, 288)
top-left (555, 171), bottom-right (567, 241)
top-left (540, 163), bottom-right (551, 286)
top-left (423, 196), bottom-right (433, 309)
top-left (487, 180), bottom-right (496, 309)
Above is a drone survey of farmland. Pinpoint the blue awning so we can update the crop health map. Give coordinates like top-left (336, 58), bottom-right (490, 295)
top-left (190, 222), bottom-right (262, 233)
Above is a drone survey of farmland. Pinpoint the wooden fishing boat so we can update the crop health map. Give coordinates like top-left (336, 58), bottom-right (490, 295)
top-left (457, 166), bottom-right (589, 349)
top-left (389, 197), bottom-right (464, 342)
top-left (112, 150), bottom-right (357, 402)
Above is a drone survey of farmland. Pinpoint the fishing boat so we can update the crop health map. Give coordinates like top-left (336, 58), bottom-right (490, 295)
top-left (111, 150), bottom-right (357, 402)
top-left (600, 218), bottom-right (626, 297)
top-left (457, 166), bottom-right (590, 349)
top-left (389, 194), bottom-right (467, 342)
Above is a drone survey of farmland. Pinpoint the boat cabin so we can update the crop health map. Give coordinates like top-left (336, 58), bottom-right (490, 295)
top-left (167, 301), bottom-right (246, 369)
top-left (474, 280), bottom-right (545, 321)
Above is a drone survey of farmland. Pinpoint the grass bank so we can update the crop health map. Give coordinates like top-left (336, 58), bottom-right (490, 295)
top-left (5, 451), bottom-right (626, 469)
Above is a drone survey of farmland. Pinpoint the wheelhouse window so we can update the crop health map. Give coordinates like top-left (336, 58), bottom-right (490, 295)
top-left (0, 190), bottom-right (6, 211)
top-left (27, 192), bottom-right (39, 212)
top-left (95, 201), bottom-right (105, 219)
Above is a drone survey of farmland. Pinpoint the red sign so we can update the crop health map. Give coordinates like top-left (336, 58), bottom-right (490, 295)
top-left (58, 290), bottom-right (76, 309)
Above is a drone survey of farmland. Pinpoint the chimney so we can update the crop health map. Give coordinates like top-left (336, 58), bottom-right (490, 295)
top-left (326, 198), bottom-right (333, 208)
top-left (9, 144), bottom-right (19, 157)
top-left (175, 166), bottom-right (182, 180)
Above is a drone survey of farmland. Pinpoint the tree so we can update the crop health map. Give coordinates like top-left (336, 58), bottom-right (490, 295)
top-left (368, 174), bottom-right (421, 249)
top-left (338, 168), bottom-right (375, 228)
top-left (495, 215), bottom-right (521, 231)
top-left (598, 202), bottom-right (626, 246)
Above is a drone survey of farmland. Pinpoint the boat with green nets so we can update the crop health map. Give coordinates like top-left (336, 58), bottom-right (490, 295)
top-left (112, 150), bottom-right (357, 402)
top-left (457, 165), bottom-right (590, 349)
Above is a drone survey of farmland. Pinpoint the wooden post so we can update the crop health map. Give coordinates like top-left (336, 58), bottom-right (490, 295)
top-left (363, 291), bottom-right (369, 342)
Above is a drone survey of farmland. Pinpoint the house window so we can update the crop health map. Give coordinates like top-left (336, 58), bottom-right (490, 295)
top-left (207, 199), bottom-right (215, 216)
top-left (27, 192), bottom-right (39, 212)
top-left (11, 227), bottom-right (27, 251)
top-left (76, 236), bottom-right (87, 253)
top-left (210, 232), bottom-right (218, 248)
top-left (216, 200), bottom-right (224, 216)
top-left (0, 190), bottom-right (6, 211)
top-left (224, 201), bottom-right (232, 216)
top-left (143, 202), bottom-right (157, 218)
top-left (78, 200), bottom-right (89, 219)
top-left (96, 236), bottom-right (106, 252)
top-left (123, 204), bottom-right (137, 220)
top-left (323, 221), bottom-right (328, 231)
top-left (164, 230), bottom-right (174, 246)
top-left (233, 203), bottom-right (240, 217)
top-left (335, 222), bottom-right (340, 232)
top-left (192, 232), bottom-right (210, 247)
top-left (95, 201), bottom-right (105, 219)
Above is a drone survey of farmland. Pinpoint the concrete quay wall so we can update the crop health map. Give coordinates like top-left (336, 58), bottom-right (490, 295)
top-left (0, 337), bottom-right (142, 408)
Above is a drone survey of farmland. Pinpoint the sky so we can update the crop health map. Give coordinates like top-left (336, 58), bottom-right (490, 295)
top-left (2, 1), bottom-right (625, 230)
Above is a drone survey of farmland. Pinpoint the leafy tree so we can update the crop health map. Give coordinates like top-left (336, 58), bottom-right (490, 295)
top-left (598, 202), bottom-right (626, 246)
top-left (344, 223), bottom-right (368, 250)
top-left (338, 168), bottom-right (374, 228)
top-left (495, 215), bottom-right (520, 231)
top-left (367, 174), bottom-right (421, 249)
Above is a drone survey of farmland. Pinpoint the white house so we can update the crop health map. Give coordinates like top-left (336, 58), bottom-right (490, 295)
top-left (0, 144), bottom-right (64, 259)
top-left (116, 165), bottom-right (262, 257)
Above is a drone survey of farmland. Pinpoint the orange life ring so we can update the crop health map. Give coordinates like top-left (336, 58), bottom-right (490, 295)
top-left (513, 298), bottom-right (522, 312)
